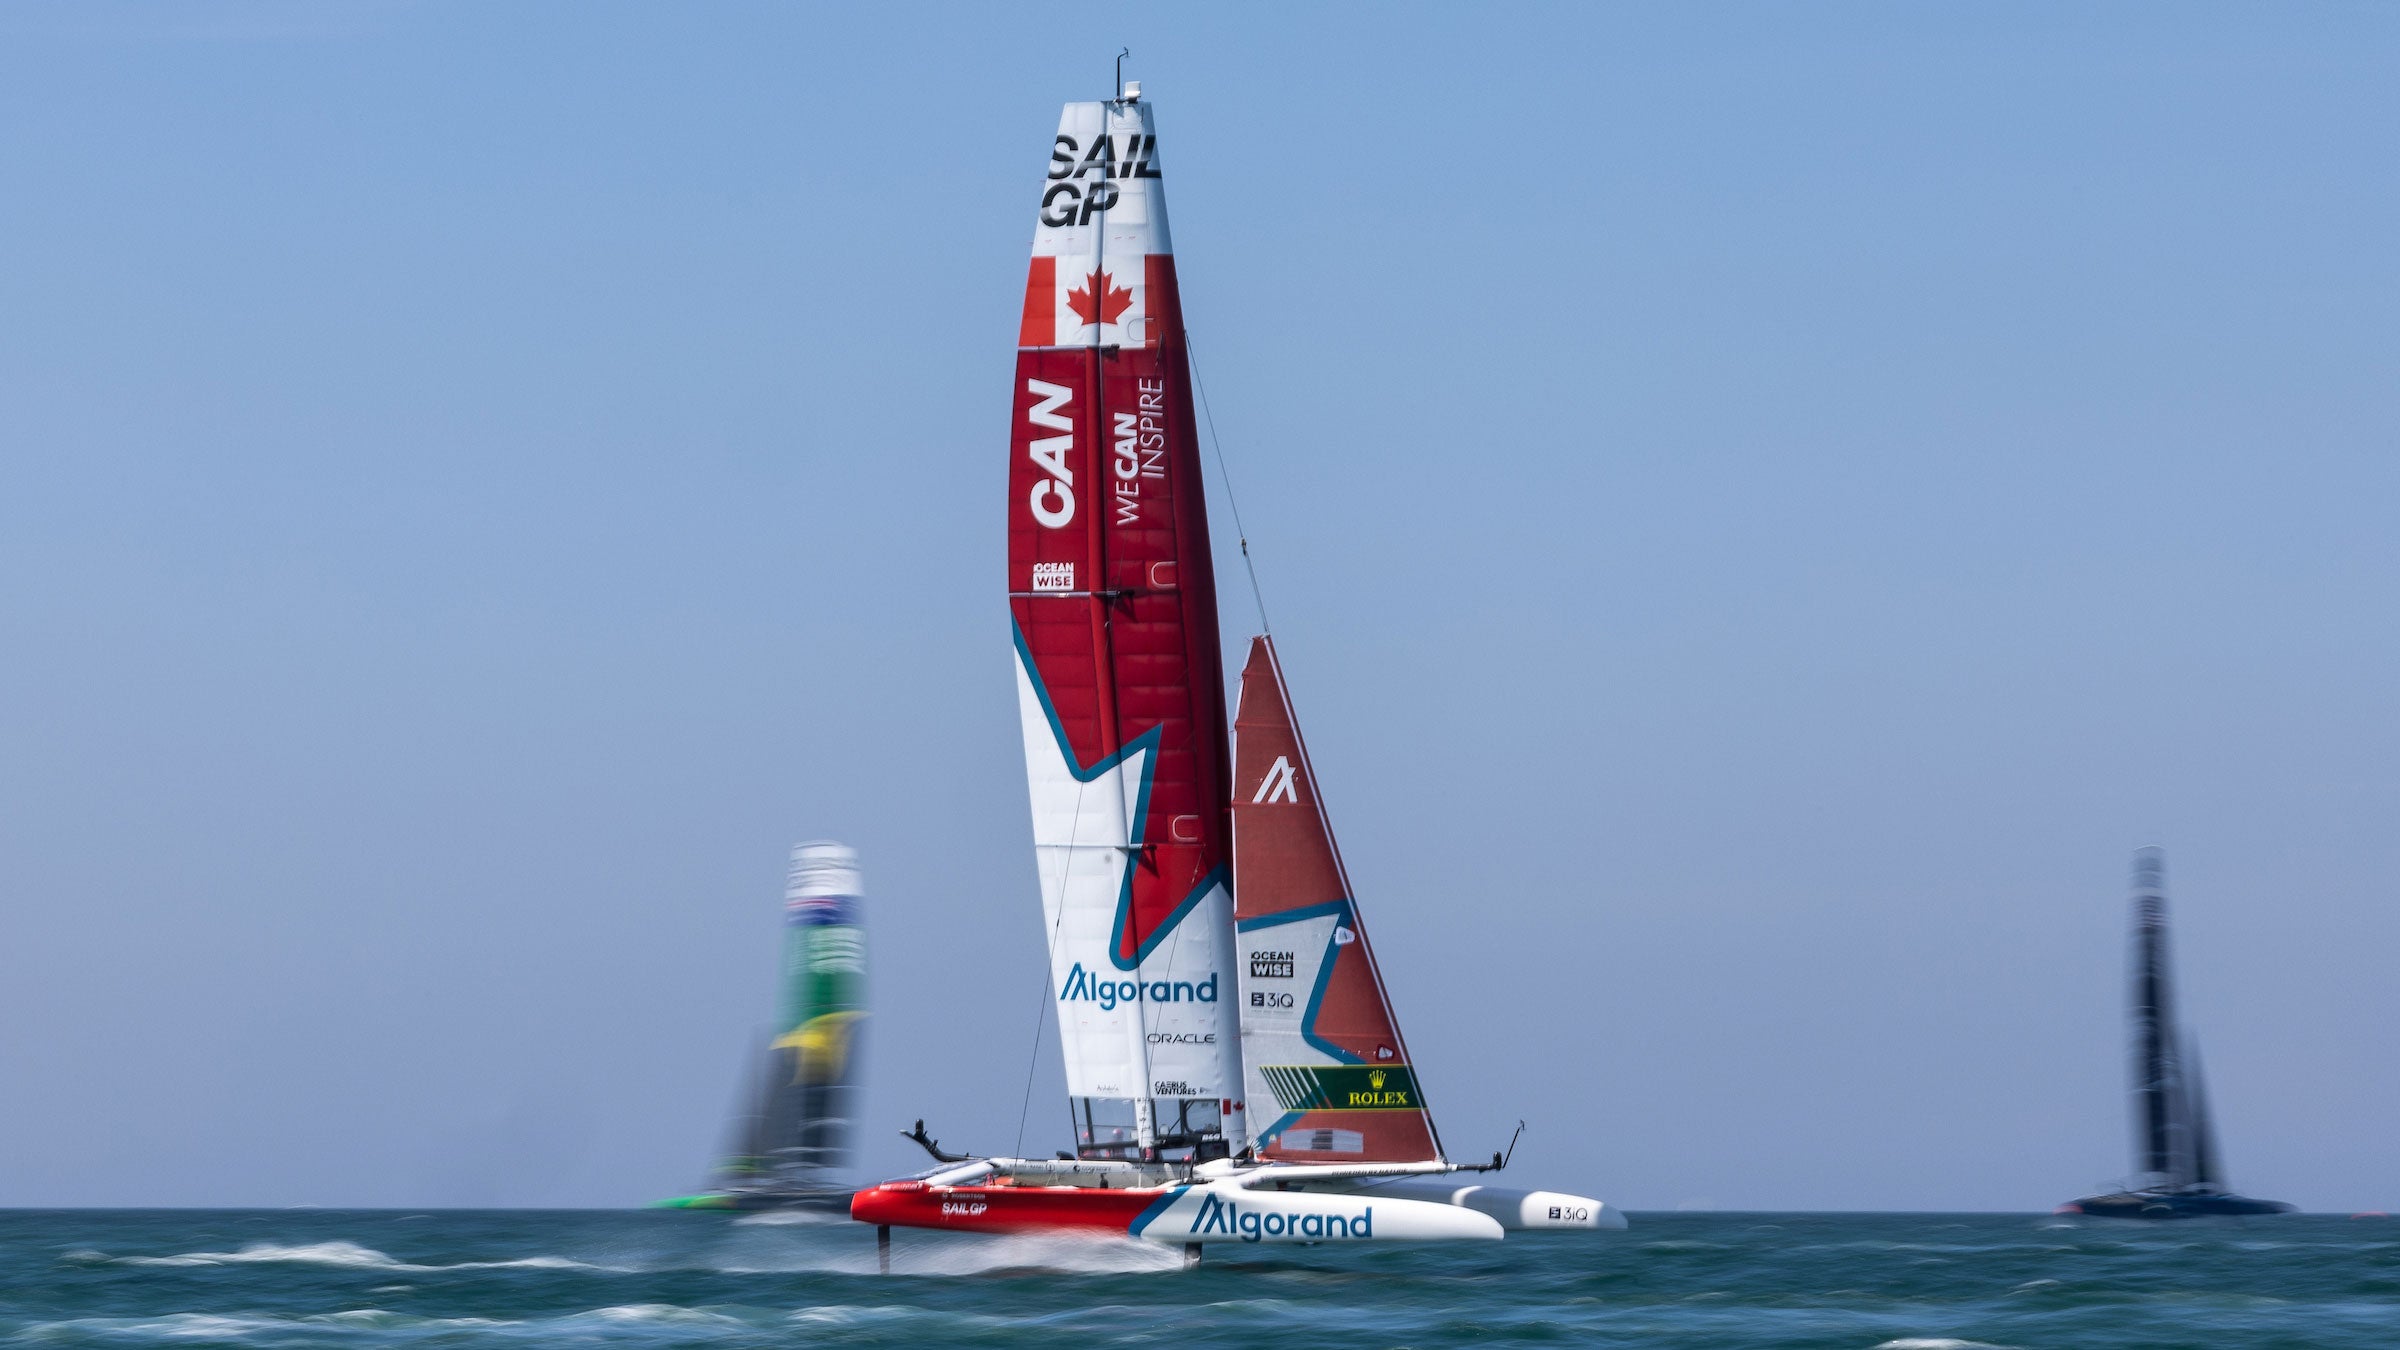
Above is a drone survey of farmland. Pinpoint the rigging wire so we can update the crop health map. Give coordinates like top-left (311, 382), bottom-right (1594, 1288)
top-left (1186, 333), bottom-right (1271, 636)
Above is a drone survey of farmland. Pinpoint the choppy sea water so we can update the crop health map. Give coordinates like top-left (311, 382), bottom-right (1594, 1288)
top-left (3, 1209), bottom-right (2393, 1349)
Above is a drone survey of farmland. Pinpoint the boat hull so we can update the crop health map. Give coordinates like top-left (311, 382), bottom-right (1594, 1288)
top-left (852, 1179), bottom-right (1502, 1243)
top-left (653, 1189), bottom-right (853, 1214)
top-left (1333, 1176), bottom-right (1628, 1230)
top-left (2059, 1191), bottom-right (2296, 1219)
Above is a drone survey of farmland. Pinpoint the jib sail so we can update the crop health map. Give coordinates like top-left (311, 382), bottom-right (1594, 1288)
top-left (1230, 636), bottom-right (1444, 1163)
top-left (1008, 93), bottom-right (1243, 1159)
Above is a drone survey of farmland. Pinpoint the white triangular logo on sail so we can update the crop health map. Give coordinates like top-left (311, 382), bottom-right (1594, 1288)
top-left (1252, 755), bottom-right (1300, 804)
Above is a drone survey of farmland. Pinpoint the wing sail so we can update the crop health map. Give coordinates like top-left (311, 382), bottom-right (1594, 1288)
top-left (1008, 96), bottom-right (1244, 1157)
top-left (2127, 848), bottom-right (2185, 1187)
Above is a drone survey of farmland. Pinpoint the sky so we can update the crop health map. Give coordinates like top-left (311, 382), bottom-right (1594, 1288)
top-left (1, 2), bottom-right (2394, 1213)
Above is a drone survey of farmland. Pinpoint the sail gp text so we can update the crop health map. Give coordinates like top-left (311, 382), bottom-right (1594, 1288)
top-left (1041, 132), bottom-right (1162, 227)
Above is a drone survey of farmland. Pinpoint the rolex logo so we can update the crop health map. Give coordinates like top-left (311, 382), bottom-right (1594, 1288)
top-left (1368, 1069), bottom-right (1386, 1090)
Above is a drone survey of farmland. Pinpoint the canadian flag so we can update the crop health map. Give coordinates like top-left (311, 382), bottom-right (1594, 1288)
top-left (1018, 255), bottom-right (1154, 348)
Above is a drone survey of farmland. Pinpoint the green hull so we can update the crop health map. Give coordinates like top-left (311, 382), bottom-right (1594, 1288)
top-left (651, 1189), bottom-right (853, 1214)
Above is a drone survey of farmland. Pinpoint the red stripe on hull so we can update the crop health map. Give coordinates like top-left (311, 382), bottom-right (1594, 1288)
top-left (850, 1183), bottom-right (1166, 1236)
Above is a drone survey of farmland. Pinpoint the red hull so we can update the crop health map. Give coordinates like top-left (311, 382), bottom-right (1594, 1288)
top-left (850, 1181), bottom-right (1168, 1235)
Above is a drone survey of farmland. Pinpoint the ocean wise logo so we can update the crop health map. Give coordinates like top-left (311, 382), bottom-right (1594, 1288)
top-left (1058, 962), bottom-right (1218, 1012)
top-left (1190, 1191), bottom-right (1371, 1242)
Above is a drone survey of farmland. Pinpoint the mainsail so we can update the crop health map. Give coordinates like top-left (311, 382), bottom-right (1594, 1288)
top-left (2125, 847), bottom-right (2239, 1195)
top-left (1230, 636), bottom-right (1442, 1163)
top-left (2126, 847), bottom-right (2193, 1188)
top-left (1007, 93), bottom-right (1244, 1158)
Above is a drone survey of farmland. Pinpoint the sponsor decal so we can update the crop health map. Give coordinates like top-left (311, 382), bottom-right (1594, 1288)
top-left (801, 926), bottom-right (865, 975)
top-left (1249, 990), bottom-right (1294, 1009)
top-left (1024, 378), bottom-right (1075, 528)
top-left (1249, 950), bottom-right (1295, 979)
top-left (1040, 132), bottom-right (1163, 228)
top-left (773, 1010), bottom-right (864, 1085)
top-left (1110, 379), bottom-right (1168, 526)
top-left (1190, 1191), bottom-right (1371, 1242)
top-left (940, 1201), bottom-right (988, 1217)
top-left (1251, 755), bottom-right (1300, 804)
top-left (1547, 1204), bottom-right (1592, 1222)
top-left (1258, 1064), bottom-right (1421, 1112)
top-left (1146, 1031), bottom-right (1216, 1045)
top-left (1031, 561), bottom-right (1075, 592)
top-left (1058, 962), bottom-right (1218, 1011)
top-left (1152, 1079), bottom-right (1195, 1096)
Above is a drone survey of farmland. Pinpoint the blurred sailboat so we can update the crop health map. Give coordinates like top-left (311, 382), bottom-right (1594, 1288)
top-left (657, 842), bottom-right (866, 1213)
top-left (2059, 849), bottom-right (2291, 1219)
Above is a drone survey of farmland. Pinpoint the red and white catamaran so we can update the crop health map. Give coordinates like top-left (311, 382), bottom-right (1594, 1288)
top-left (851, 84), bottom-right (1621, 1261)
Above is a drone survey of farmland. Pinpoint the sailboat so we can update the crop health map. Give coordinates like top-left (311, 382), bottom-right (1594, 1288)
top-left (658, 842), bottom-right (868, 1212)
top-left (2059, 849), bottom-right (2291, 1219)
top-left (848, 85), bottom-right (1621, 1257)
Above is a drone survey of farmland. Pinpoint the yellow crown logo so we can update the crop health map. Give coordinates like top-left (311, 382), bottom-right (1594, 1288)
top-left (1368, 1069), bottom-right (1386, 1090)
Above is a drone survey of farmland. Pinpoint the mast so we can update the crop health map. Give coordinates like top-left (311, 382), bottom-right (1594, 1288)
top-left (1008, 85), bottom-right (1244, 1161)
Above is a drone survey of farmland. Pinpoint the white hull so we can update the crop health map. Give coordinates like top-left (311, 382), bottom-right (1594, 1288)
top-left (1329, 1175), bottom-right (1626, 1230)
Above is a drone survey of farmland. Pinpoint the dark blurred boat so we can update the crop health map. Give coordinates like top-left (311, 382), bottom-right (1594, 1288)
top-left (2059, 850), bottom-right (2292, 1220)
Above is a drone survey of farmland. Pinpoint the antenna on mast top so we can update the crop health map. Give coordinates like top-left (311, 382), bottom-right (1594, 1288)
top-left (1115, 47), bottom-right (1136, 102)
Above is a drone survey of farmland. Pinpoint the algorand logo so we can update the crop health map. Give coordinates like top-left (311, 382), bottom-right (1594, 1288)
top-left (1252, 755), bottom-right (1299, 804)
top-left (1058, 962), bottom-right (1217, 1012)
top-left (1190, 1191), bottom-right (1372, 1242)
top-left (1025, 378), bottom-right (1075, 528)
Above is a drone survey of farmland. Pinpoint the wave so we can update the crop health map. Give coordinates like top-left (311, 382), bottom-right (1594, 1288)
top-left (61, 1240), bottom-right (614, 1274)
top-left (728, 1209), bottom-right (845, 1228)
top-left (12, 1304), bottom-right (1024, 1343)
top-left (11, 1311), bottom-right (509, 1342)
top-left (711, 1229), bottom-right (1183, 1277)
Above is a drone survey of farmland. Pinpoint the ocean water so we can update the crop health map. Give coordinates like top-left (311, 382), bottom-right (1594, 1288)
top-left (2, 1210), bottom-right (2392, 1349)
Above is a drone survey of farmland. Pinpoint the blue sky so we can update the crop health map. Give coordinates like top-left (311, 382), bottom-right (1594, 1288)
top-left (1, 2), bottom-right (2394, 1210)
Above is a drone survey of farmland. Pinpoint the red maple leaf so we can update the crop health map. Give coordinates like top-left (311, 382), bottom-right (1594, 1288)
top-left (1064, 268), bottom-right (1135, 327)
